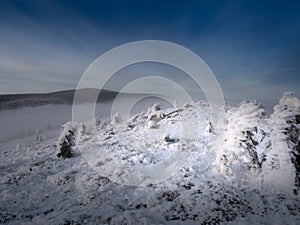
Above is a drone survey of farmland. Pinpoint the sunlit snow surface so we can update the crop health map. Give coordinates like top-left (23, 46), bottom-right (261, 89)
top-left (1, 97), bottom-right (300, 224)
top-left (77, 101), bottom-right (214, 186)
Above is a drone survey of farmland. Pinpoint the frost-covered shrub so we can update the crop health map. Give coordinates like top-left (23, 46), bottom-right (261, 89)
top-left (146, 103), bottom-right (167, 125)
top-left (147, 103), bottom-right (161, 115)
top-left (205, 122), bottom-right (214, 134)
top-left (146, 120), bottom-right (158, 129)
top-left (144, 103), bottom-right (166, 129)
top-left (77, 122), bottom-right (94, 141)
top-left (35, 129), bottom-right (43, 142)
top-left (111, 112), bottom-right (121, 125)
top-left (57, 121), bottom-right (78, 158)
top-left (36, 135), bottom-right (43, 142)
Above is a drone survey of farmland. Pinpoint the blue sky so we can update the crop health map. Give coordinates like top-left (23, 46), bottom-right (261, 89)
top-left (0, 0), bottom-right (299, 102)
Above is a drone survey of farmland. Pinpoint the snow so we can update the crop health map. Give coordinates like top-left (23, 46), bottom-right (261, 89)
top-left (1, 94), bottom-right (300, 224)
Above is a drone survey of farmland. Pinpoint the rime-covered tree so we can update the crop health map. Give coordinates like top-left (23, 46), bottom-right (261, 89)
top-left (214, 100), bottom-right (269, 175)
top-left (263, 92), bottom-right (300, 194)
top-left (57, 122), bottom-right (77, 158)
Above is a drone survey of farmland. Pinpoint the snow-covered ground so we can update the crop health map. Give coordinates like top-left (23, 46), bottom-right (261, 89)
top-left (0, 93), bottom-right (300, 224)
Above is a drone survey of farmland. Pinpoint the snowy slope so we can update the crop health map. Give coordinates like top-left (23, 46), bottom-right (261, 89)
top-left (1, 94), bottom-right (300, 224)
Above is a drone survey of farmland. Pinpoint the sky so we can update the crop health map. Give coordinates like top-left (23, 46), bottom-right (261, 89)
top-left (0, 0), bottom-right (299, 102)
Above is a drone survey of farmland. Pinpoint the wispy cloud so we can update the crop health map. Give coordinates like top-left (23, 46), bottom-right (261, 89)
top-left (0, 0), bottom-right (299, 100)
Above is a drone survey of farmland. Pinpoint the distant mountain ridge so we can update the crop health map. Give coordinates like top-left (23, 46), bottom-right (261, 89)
top-left (0, 89), bottom-right (119, 111)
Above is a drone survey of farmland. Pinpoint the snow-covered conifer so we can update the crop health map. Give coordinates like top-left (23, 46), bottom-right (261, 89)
top-left (57, 121), bottom-right (78, 158)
